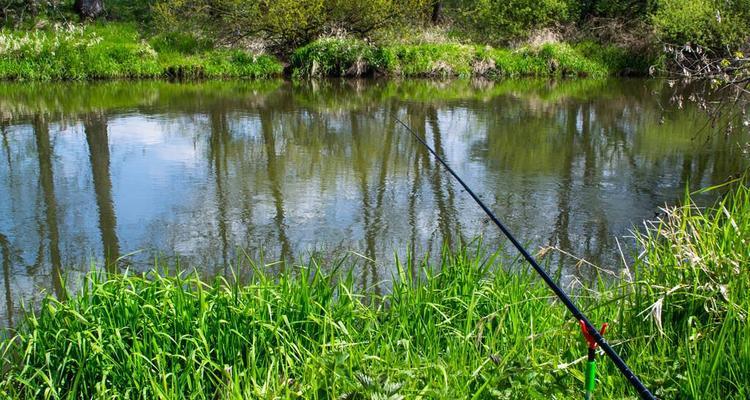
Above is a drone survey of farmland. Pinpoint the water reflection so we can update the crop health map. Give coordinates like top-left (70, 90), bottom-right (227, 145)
top-left (84, 113), bottom-right (121, 272)
top-left (0, 78), bottom-right (746, 327)
top-left (33, 116), bottom-right (65, 300)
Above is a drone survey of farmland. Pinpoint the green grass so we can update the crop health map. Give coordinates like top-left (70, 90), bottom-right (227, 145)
top-left (379, 43), bottom-right (478, 78)
top-left (1, 23), bottom-right (649, 81)
top-left (291, 38), bottom-right (649, 78)
top-left (0, 180), bottom-right (748, 399)
top-left (0, 23), bottom-right (282, 81)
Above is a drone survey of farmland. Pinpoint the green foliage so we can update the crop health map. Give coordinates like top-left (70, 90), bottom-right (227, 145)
top-left (107, 0), bottom-right (156, 21)
top-left (0, 23), bottom-right (282, 81)
top-left (152, 0), bottom-right (430, 51)
top-left (1, 181), bottom-right (749, 398)
top-left (652, 0), bottom-right (750, 49)
top-left (0, 21), bottom-right (647, 81)
top-left (290, 39), bottom-right (646, 78)
top-left (149, 31), bottom-right (212, 55)
top-left (572, 0), bottom-right (655, 19)
top-left (292, 38), bottom-right (381, 77)
top-left (158, 51), bottom-right (283, 79)
top-left (0, 23), bottom-right (160, 80)
top-left (380, 43), bottom-right (477, 77)
top-left (1, 0), bottom-right (74, 26)
top-left (452, 0), bottom-right (573, 44)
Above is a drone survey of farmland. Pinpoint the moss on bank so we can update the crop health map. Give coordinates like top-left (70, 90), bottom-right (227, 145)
top-left (1, 180), bottom-right (748, 399)
top-left (0, 24), bottom-right (653, 81)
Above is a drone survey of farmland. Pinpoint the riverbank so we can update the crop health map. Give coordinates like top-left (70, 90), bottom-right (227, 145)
top-left (1, 178), bottom-right (747, 399)
top-left (0, 23), bottom-right (651, 81)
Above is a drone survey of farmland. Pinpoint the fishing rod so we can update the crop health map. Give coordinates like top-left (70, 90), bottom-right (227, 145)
top-left (394, 117), bottom-right (657, 400)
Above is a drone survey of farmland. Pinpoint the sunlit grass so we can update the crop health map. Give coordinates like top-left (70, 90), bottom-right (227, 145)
top-left (0, 181), bottom-right (748, 399)
top-left (291, 38), bottom-right (646, 78)
top-left (0, 23), bottom-right (282, 81)
top-left (1, 23), bottom-right (649, 81)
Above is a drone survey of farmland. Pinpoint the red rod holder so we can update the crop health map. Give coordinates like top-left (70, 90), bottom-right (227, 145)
top-left (580, 320), bottom-right (608, 350)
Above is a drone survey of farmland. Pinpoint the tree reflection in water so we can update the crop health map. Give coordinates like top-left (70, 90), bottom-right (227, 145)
top-left (0, 78), bottom-right (746, 327)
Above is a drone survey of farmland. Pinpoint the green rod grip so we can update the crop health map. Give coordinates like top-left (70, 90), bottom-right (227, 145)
top-left (585, 360), bottom-right (597, 395)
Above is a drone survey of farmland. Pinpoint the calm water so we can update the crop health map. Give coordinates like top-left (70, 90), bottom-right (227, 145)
top-left (0, 79), bottom-right (746, 326)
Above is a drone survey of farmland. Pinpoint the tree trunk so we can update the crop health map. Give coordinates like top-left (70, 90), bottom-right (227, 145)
top-left (431, 1), bottom-right (443, 24)
top-left (74, 0), bottom-right (104, 20)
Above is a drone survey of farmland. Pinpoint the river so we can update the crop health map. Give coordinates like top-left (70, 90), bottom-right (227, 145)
top-left (0, 78), bottom-right (746, 327)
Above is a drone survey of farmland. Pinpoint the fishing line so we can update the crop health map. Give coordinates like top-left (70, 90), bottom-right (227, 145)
top-left (394, 116), bottom-right (657, 400)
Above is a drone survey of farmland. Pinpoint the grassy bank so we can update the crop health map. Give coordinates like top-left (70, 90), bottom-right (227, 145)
top-left (0, 24), bottom-right (282, 80)
top-left (0, 179), bottom-right (748, 399)
top-left (0, 23), bottom-right (650, 81)
top-left (292, 38), bottom-right (648, 78)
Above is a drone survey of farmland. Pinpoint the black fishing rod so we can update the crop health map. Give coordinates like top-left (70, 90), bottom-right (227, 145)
top-left (394, 117), bottom-right (657, 400)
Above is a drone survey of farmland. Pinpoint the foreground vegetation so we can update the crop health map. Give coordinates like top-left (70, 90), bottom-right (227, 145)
top-left (1, 179), bottom-right (748, 399)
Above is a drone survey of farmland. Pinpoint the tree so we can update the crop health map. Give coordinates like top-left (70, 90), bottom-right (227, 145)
top-left (74, 0), bottom-right (104, 20)
top-left (431, 0), bottom-right (442, 23)
top-left (153, 0), bottom-right (430, 51)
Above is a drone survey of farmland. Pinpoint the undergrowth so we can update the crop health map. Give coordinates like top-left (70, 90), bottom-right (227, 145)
top-left (291, 38), bottom-right (646, 78)
top-left (0, 180), bottom-right (748, 399)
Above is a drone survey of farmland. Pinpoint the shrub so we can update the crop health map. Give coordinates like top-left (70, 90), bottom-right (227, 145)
top-left (152, 0), bottom-right (431, 52)
top-left (380, 43), bottom-right (477, 77)
top-left (572, 0), bottom-right (654, 19)
top-left (291, 37), bottom-right (382, 77)
top-left (454, 0), bottom-right (573, 44)
top-left (652, 0), bottom-right (750, 50)
top-left (477, 42), bottom-right (633, 78)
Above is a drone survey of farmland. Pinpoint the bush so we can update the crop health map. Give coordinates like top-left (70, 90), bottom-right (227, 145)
top-left (453, 0), bottom-right (573, 44)
top-left (152, 0), bottom-right (430, 52)
top-left (478, 42), bottom-right (638, 78)
top-left (571, 0), bottom-right (654, 19)
top-left (380, 43), bottom-right (477, 77)
top-left (291, 37), bottom-right (382, 77)
top-left (652, 0), bottom-right (750, 50)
